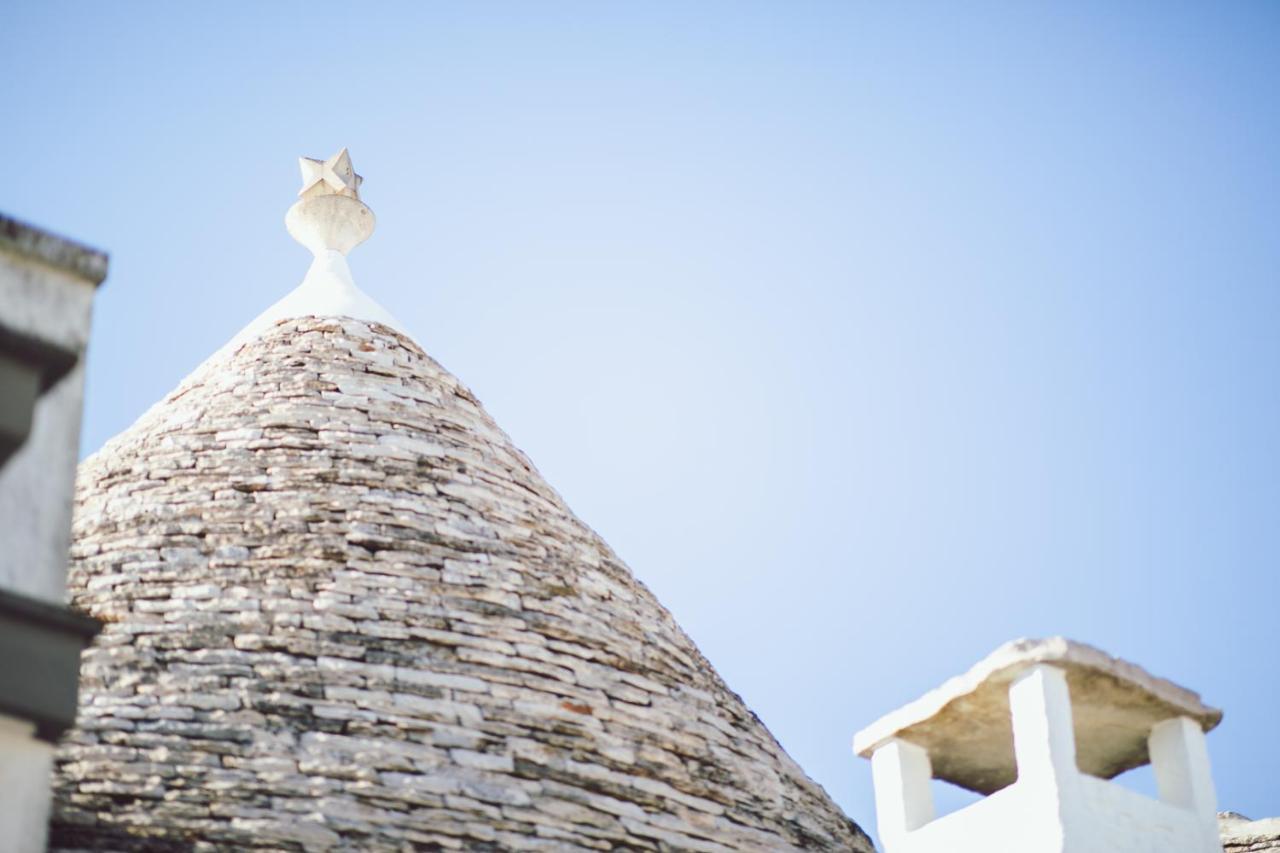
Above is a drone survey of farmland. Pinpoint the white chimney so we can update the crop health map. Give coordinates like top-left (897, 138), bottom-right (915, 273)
top-left (853, 637), bottom-right (1223, 853)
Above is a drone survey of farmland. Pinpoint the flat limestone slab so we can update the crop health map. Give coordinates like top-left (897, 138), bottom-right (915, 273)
top-left (1219, 813), bottom-right (1280, 851)
top-left (853, 637), bottom-right (1222, 795)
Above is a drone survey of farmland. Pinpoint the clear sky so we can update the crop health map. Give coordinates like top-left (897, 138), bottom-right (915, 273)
top-left (6, 0), bottom-right (1279, 840)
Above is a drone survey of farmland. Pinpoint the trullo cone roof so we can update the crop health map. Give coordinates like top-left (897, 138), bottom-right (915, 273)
top-left (49, 318), bottom-right (870, 850)
top-left (51, 149), bottom-right (868, 851)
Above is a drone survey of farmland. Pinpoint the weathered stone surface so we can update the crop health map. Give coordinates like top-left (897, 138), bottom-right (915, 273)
top-left (1221, 813), bottom-right (1280, 852)
top-left (50, 317), bottom-right (871, 852)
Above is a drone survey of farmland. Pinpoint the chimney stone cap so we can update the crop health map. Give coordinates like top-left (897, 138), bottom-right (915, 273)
top-left (853, 637), bottom-right (1222, 795)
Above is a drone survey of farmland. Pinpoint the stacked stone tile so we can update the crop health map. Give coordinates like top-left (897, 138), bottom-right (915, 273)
top-left (49, 316), bottom-right (871, 851)
top-left (1222, 814), bottom-right (1280, 853)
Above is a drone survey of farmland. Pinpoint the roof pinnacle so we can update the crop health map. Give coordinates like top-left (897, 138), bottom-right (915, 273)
top-left (206, 149), bottom-right (409, 352)
top-left (298, 147), bottom-right (364, 201)
top-left (285, 147), bottom-right (375, 256)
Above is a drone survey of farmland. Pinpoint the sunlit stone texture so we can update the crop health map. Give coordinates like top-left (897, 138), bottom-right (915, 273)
top-left (49, 318), bottom-right (870, 850)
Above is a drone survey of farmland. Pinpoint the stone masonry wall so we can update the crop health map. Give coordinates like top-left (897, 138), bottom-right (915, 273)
top-left (49, 317), bottom-right (872, 852)
top-left (1222, 814), bottom-right (1280, 853)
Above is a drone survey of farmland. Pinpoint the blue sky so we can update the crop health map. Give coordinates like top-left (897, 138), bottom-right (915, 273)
top-left (6, 0), bottom-right (1279, 839)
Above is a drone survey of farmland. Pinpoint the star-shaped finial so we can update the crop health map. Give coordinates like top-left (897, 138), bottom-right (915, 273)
top-left (298, 148), bottom-right (364, 200)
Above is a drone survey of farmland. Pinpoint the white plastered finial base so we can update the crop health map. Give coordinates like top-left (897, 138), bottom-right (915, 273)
top-left (221, 250), bottom-right (409, 356)
top-left (220, 149), bottom-right (415, 354)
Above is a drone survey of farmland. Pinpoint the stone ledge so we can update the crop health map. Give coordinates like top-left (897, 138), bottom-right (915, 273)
top-left (1221, 813), bottom-right (1280, 850)
top-left (0, 586), bottom-right (101, 741)
top-left (0, 214), bottom-right (108, 286)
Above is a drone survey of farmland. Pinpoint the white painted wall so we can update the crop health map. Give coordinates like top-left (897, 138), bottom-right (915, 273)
top-left (0, 360), bottom-right (86, 603)
top-left (0, 237), bottom-right (101, 852)
top-left (0, 249), bottom-right (95, 604)
top-left (0, 715), bottom-right (55, 853)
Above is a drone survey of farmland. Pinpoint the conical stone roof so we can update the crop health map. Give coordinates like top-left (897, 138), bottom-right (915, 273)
top-left (50, 314), bottom-right (871, 851)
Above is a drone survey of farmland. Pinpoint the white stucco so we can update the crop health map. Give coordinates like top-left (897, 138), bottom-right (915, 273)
top-left (0, 361), bottom-right (86, 603)
top-left (0, 217), bottom-right (105, 852)
top-left (0, 246), bottom-right (98, 604)
top-left (857, 645), bottom-right (1224, 853)
top-left (0, 715), bottom-right (55, 853)
top-left (219, 249), bottom-right (410, 356)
